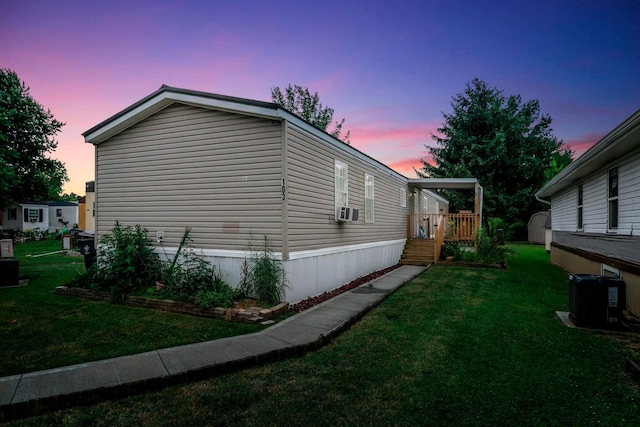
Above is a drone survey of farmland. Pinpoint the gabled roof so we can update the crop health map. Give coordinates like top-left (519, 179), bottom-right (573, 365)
top-left (83, 85), bottom-right (408, 182)
top-left (536, 109), bottom-right (640, 200)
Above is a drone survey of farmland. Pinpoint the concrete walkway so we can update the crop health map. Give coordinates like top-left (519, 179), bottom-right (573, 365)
top-left (0, 265), bottom-right (428, 421)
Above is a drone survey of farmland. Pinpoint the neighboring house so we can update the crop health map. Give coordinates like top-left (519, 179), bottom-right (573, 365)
top-left (2, 202), bottom-right (49, 232)
top-left (83, 86), bottom-right (479, 303)
top-left (527, 211), bottom-right (549, 244)
top-left (78, 181), bottom-right (96, 231)
top-left (535, 109), bottom-right (640, 315)
top-left (48, 201), bottom-right (78, 231)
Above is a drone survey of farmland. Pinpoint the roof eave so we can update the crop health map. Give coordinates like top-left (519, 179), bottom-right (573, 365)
top-left (536, 108), bottom-right (640, 200)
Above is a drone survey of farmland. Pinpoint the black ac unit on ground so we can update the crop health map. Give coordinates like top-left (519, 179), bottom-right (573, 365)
top-left (569, 274), bottom-right (626, 329)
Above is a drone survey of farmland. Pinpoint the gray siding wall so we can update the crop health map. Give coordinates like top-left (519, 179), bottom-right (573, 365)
top-left (96, 102), bottom-right (283, 249)
top-left (286, 124), bottom-right (411, 252)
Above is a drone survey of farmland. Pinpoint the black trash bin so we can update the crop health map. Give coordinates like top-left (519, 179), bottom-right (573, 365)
top-left (569, 274), bottom-right (626, 328)
top-left (75, 236), bottom-right (96, 270)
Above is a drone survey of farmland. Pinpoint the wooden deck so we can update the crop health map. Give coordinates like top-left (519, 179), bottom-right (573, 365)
top-left (402, 213), bottom-right (480, 265)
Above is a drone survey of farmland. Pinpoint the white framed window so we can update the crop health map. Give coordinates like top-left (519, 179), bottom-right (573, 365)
top-left (400, 188), bottom-right (407, 207)
top-left (56, 208), bottom-right (63, 218)
top-left (24, 208), bottom-right (43, 223)
top-left (335, 160), bottom-right (348, 207)
top-left (365, 173), bottom-right (374, 223)
top-left (602, 263), bottom-right (621, 278)
top-left (608, 167), bottom-right (618, 229)
top-left (423, 195), bottom-right (428, 214)
top-left (577, 184), bottom-right (583, 230)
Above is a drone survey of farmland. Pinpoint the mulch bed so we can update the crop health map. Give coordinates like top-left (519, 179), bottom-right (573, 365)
top-left (290, 264), bottom-right (402, 312)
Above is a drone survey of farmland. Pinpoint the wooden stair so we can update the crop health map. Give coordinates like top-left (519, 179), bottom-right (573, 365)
top-left (400, 239), bottom-right (435, 266)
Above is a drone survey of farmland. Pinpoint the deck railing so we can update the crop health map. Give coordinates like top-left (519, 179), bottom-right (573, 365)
top-left (408, 213), bottom-right (479, 246)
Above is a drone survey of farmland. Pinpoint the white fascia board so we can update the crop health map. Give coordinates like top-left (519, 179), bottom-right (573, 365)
top-left (408, 178), bottom-right (479, 189)
top-left (536, 109), bottom-right (640, 200)
top-left (85, 92), bottom-right (282, 144)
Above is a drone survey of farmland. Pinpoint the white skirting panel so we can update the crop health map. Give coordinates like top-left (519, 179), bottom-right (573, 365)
top-left (283, 239), bottom-right (406, 303)
top-left (156, 239), bottom-right (406, 304)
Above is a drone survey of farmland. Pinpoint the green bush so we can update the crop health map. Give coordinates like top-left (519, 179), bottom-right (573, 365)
top-left (159, 227), bottom-right (236, 308)
top-left (92, 221), bottom-right (161, 299)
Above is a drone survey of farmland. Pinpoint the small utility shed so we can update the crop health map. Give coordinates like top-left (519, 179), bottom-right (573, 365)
top-left (535, 109), bottom-right (640, 315)
top-left (527, 211), bottom-right (549, 244)
top-left (83, 85), bottom-right (449, 303)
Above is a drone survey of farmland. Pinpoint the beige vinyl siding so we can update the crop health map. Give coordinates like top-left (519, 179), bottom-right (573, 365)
top-left (286, 124), bottom-right (410, 251)
top-left (96, 102), bottom-right (283, 249)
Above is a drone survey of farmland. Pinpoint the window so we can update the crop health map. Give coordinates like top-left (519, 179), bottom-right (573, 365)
top-left (24, 208), bottom-right (43, 223)
top-left (365, 173), bottom-right (374, 223)
top-left (577, 184), bottom-right (583, 230)
top-left (92, 202), bottom-right (95, 217)
top-left (56, 208), bottom-right (63, 217)
top-left (8, 208), bottom-right (17, 220)
top-left (335, 160), bottom-right (348, 207)
top-left (608, 167), bottom-right (618, 229)
top-left (423, 195), bottom-right (428, 215)
top-left (400, 188), bottom-right (407, 207)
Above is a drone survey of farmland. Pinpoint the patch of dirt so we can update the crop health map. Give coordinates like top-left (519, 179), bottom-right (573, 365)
top-left (290, 264), bottom-right (402, 313)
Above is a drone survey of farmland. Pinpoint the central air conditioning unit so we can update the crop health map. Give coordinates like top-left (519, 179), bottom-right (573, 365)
top-left (335, 206), bottom-right (360, 222)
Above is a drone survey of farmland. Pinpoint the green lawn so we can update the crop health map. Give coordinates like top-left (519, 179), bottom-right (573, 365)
top-left (7, 244), bottom-right (640, 426)
top-left (0, 240), bottom-right (264, 377)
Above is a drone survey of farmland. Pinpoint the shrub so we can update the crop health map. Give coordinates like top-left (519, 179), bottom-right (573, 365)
top-left (159, 227), bottom-right (236, 308)
top-left (91, 221), bottom-right (161, 299)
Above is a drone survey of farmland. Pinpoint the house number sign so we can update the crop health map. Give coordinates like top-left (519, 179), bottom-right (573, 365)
top-left (281, 178), bottom-right (286, 201)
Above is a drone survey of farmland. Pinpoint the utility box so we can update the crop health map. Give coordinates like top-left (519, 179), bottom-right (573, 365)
top-left (0, 258), bottom-right (19, 287)
top-left (1, 239), bottom-right (14, 258)
top-left (75, 235), bottom-right (96, 269)
top-left (569, 274), bottom-right (626, 328)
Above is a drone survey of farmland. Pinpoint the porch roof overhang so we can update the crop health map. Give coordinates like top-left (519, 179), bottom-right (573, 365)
top-left (407, 178), bottom-right (483, 223)
top-left (407, 178), bottom-right (480, 190)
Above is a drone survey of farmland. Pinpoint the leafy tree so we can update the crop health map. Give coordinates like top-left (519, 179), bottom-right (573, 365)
top-left (271, 84), bottom-right (350, 143)
top-left (419, 78), bottom-right (572, 239)
top-left (0, 69), bottom-right (68, 210)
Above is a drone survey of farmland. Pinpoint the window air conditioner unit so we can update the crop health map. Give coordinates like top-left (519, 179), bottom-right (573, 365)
top-left (30, 218), bottom-right (37, 223)
top-left (350, 208), bottom-right (360, 222)
top-left (336, 206), bottom-right (350, 222)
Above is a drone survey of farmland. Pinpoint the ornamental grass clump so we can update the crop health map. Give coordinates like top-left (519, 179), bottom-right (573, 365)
top-left (239, 236), bottom-right (288, 306)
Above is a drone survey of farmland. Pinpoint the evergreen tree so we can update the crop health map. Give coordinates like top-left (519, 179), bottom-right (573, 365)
top-left (420, 78), bottom-right (572, 239)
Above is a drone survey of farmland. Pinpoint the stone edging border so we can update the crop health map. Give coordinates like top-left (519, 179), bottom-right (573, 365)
top-left (54, 286), bottom-right (289, 324)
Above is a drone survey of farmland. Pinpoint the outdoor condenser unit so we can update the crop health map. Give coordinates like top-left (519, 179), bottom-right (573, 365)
top-left (569, 274), bottom-right (626, 328)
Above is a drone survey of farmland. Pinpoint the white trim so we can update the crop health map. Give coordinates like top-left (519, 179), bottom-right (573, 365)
top-left (86, 88), bottom-right (409, 182)
top-left (154, 239), bottom-right (407, 262)
top-left (365, 173), bottom-right (374, 223)
top-left (287, 239), bottom-right (406, 260)
top-left (335, 159), bottom-right (348, 207)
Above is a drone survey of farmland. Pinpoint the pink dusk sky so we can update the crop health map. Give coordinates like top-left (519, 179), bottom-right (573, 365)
top-left (2, 0), bottom-right (639, 195)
